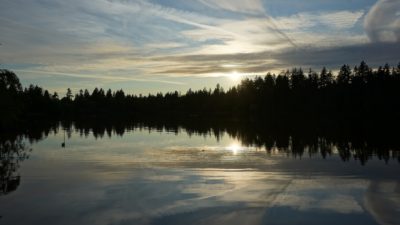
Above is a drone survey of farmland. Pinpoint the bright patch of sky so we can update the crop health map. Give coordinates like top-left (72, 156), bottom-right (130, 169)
top-left (0, 0), bottom-right (399, 95)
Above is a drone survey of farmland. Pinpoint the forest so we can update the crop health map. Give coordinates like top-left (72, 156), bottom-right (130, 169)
top-left (1, 61), bottom-right (400, 129)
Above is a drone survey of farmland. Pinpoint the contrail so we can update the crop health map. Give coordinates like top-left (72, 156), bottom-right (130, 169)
top-left (262, 13), bottom-right (298, 48)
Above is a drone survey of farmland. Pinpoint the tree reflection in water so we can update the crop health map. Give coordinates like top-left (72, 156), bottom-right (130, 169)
top-left (0, 118), bottom-right (399, 197)
top-left (0, 137), bottom-right (29, 195)
top-left (65, 118), bottom-right (400, 165)
top-left (0, 121), bottom-right (57, 196)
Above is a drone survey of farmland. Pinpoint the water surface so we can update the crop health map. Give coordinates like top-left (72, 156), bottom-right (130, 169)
top-left (0, 122), bottom-right (399, 225)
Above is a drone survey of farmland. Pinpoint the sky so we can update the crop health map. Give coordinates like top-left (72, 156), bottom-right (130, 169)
top-left (0, 0), bottom-right (399, 95)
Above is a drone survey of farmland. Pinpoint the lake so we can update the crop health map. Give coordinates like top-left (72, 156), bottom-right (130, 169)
top-left (0, 120), bottom-right (399, 225)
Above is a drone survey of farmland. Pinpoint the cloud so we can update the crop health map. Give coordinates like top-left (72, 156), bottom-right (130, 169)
top-left (145, 42), bottom-right (186, 49)
top-left (14, 69), bottom-right (186, 85)
top-left (198, 0), bottom-right (264, 15)
top-left (0, 0), bottom-right (394, 94)
top-left (319, 10), bottom-right (365, 29)
top-left (179, 10), bottom-right (367, 57)
top-left (364, 0), bottom-right (400, 42)
top-left (276, 10), bottom-right (364, 30)
top-left (151, 42), bottom-right (399, 76)
top-left (271, 42), bottom-right (400, 68)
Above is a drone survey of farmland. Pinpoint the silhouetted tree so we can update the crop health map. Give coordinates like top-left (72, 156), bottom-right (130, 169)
top-left (0, 70), bottom-right (23, 127)
top-left (337, 64), bottom-right (352, 85)
top-left (1, 61), bottom-right (400, 127)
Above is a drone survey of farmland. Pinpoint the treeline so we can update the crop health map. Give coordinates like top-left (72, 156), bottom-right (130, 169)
top-left (1, 61), bottom-right (400, 128)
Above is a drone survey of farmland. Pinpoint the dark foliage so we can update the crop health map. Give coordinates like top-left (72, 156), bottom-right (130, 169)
top-left (0, 136), bottom-right (29, 195)
top-left (1, 61), bottom-right (400, 128)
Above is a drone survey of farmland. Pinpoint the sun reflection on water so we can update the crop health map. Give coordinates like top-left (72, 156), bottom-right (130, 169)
top-left (227, 142), bottom-right (243, 155)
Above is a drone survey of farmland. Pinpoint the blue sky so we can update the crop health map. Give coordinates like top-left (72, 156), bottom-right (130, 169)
top-left (0, 0), bottom-right (399, 95)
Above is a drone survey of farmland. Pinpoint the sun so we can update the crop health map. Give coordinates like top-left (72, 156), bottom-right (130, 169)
top-left (229, 71), bottom-right (242, 82)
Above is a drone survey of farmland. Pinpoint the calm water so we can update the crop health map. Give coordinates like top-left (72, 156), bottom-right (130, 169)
top-left (0, 122), bottom-right (399, 225)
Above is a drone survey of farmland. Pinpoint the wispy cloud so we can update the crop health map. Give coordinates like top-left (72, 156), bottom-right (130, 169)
top-left (14, 69), bottom-right (186, 85)
top-left (275, 10), bottom-right (365, 30)
top-left (0, 0), bottom-right (395, 93)
top-left (150, 42), bottom-right (399, 76)
top-left (198, 0), bottom-right (265, 15)
top-left (364, 0), bottom-right (400, 42)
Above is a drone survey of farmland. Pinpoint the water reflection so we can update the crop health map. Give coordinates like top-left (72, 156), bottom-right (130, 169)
top-left (3, 119), bottom-right (400, 165)
top-left (227, 142), bottom-right (243, 155)
top-left (32, 119), bottom-right (400, 164)
top-left (0, 136), bottom-right (29, 195)
top-left (0, 120), bottom-right (398, 225)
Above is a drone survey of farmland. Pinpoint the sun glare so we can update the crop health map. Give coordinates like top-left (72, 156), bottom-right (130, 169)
top-left (227, 142), bottom-right (242, 155)
top-left (229, 71), bottom-right (242, 82)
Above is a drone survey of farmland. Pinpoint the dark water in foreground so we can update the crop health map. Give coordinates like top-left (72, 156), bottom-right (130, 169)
top-left (0, 121), bottom-right (399, 225)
